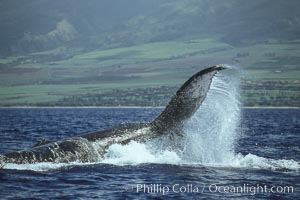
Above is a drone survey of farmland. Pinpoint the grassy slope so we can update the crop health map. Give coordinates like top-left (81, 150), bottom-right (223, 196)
top-left (0, 38), bottom-right (299, 106)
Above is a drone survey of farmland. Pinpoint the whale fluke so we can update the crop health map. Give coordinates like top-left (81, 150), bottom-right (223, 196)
top-left (0, 65), bottom-right (225, 168)
top-left (151, 65), bottom-right (225, 132)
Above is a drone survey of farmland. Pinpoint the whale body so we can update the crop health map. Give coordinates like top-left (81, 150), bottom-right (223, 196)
top-left (0, 65), bottom-right (225, 168)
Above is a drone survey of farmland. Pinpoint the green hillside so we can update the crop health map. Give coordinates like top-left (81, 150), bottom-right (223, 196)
top-left (0, 0), bottom-right (299, 107)
top-left (0, 38), bottom-right (299, 107)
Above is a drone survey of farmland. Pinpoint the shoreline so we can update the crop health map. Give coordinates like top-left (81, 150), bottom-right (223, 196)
top-left (0, 106), bottom-right (299, 109)
top-left (0, 106), bottom-right (165, 109)
top-left (242, 106), bottom-right (300, 109)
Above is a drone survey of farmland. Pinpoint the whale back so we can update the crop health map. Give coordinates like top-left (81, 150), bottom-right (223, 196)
top-left (151, 65), bottom-right (225, 133)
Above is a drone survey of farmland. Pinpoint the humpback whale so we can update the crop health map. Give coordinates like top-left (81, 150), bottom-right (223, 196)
top-left (0, 65), bottom-right (225, 168)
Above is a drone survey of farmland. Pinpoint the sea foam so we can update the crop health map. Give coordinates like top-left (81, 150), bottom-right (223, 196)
top-left (101, 65), bottom-right (299, 170)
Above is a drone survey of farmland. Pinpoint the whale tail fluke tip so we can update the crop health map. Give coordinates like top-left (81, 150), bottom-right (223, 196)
top-left (215, 64), bottom-right (226, 70)
top-left (152, 65), bottom-right (225, 132)
top-left (208, 64), bottom-right (226, 72)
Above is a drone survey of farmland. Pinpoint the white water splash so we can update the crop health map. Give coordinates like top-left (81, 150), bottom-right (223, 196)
top-left (102, 141), bottom-right (181, 165)
top-left (100, 66), bottom-right (241, 166)
top-left (3, 65), bottom-right (299, 171)
top-left (100, 65), bottom-right (299, 170)
top-left (182, 65), bottom-right (240, 164)
top-left (3, 162), bottom-right (75, 171)
top-left (230, 153), bottom-right (300, 170)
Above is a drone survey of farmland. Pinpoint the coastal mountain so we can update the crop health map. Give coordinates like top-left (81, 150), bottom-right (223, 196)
top-left (0, 0), bottom-right (299, 107)
top-left (0, 0), bottom-right (299, 56)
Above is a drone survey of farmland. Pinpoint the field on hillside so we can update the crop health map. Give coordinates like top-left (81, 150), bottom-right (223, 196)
top-left (0, 39), bottom-right (299, 107)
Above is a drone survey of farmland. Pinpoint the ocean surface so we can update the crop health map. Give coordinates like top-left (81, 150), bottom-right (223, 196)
top-left (0, 108), bottom-right (299, 200)
top-left (0, 69), bottom-right (299, 199)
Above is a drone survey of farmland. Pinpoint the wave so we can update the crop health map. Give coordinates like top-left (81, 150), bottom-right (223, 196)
top-left (3, 141), bottom-right (299, 171)
top-left (100, 141), bottom-right (299, 171)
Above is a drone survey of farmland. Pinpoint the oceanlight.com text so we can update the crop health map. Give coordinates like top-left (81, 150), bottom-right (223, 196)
top-left (125, 183), bottom-right (294, 196)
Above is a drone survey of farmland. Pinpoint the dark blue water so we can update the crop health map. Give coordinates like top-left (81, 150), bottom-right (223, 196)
top-left (0, 108), bottom-right (299, 199)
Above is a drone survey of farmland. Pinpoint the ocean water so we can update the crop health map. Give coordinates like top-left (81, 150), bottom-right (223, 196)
top-left (0, 70), bottom-right (299, 199)
top-left (0, 108), bottom-right (299, 199)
